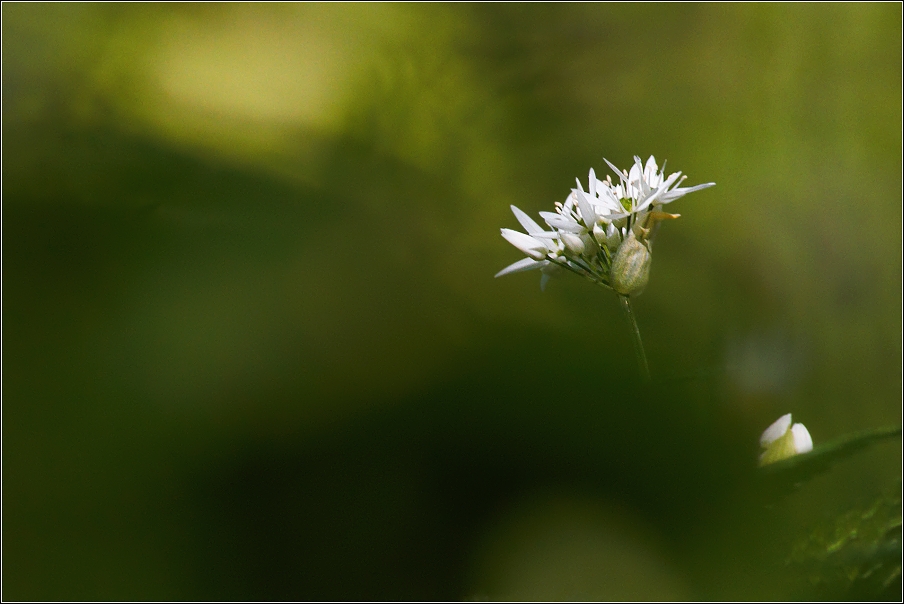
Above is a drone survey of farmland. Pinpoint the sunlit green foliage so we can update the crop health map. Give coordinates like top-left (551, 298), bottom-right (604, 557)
top-left (789, 484), bottom-right (901, 600)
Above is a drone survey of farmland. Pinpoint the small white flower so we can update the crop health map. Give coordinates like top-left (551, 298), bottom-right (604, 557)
top-left (496, 156), bottom-right (714, 291)
top-left (591, 156), bottom-right (715, 228)
top-left (758, 413), bottom-right (813, 466)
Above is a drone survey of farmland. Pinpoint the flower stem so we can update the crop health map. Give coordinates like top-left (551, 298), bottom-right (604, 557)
top-left (618, 295), bottom-right (651, 382)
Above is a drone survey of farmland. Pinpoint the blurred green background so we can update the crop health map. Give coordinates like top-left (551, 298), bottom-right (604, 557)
top-left (3, 3), bottom-right (901, 600)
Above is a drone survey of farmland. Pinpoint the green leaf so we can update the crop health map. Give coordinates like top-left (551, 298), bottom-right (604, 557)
top-left (758, 425), bottom-right (901, 497)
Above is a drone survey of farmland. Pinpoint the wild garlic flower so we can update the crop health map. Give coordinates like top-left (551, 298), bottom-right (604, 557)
top-left (758, 413), bottom-right (813, 466)
top-left (496, 156), bottom-right (714, 294)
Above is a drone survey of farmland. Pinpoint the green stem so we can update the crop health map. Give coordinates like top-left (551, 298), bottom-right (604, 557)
top-left (618, 295), bottom-right (651, 382)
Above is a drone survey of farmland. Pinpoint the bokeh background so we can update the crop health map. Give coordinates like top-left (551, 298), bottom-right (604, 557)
top-left (3, 3), bottom-right (901, 601)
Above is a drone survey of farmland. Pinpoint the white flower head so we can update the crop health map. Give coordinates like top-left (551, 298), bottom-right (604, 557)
top-left (496, 156), bottom-right (714, 292)
top-left (758, 413), bottom-right (813, 466)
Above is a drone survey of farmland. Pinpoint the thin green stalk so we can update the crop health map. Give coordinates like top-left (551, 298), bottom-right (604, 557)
top-left (618, 294), bottom-right (651, 382)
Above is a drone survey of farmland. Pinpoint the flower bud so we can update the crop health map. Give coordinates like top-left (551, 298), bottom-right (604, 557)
top-left (758, 414), bottom-right (813, 466)
top-left (610, 231), bottom-right (652, 295)
top-left (560, 231), bottom-right (585, 256)
top-left (592, 223), bottom-right (607, 246)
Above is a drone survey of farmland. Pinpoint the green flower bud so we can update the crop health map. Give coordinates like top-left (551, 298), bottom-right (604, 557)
top-left (610, 231), bottom-right (651, 295)
top-left (758, 414), bottom-right (813, 466)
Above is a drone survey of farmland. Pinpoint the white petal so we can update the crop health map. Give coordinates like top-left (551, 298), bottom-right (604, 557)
top-left (495, 257), bottom-right (545, 278)
top-left (602, 210), bottom-right (632, 222)
top-left (791, 423), bottom-right (813, 454)
top-left (599, 187), bottom-right (623, 211)
top-left (604, 158), bottom-right (626, 182)
top-left (644, 156), bottom-right (659, 184)
top-left (563, 192), bottom-right (576, 212)
top-left (628, 158), bottom-right (643, 186)
top-left (540, 211), bottom-right (583, 233)
top-left (530, 230), bottom-right (561, 240)
top-left (574, 189), bottom-right (598, 227)
top-left (760, 413), bottom-right (792, 447)
top-left (635, 172), bottom-right (682, 213)
top-left (511, 205), bottom-right (545, 235)
top-left (659, 182), bottom-right (716, 203)
top-left (501, 228), bottom-right (547, 260)
top-left (662, 171), bottom-right (683, 191)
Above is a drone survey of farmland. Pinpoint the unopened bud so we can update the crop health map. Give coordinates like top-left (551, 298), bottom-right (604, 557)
top-left (592, 223), bottom-right (607, 246)
top-left (610, 231), bottom-right (652, 295)
top-left (560, 231), bottom-right (585, 256)
top-left (759, 414), bottom-right (813, 466)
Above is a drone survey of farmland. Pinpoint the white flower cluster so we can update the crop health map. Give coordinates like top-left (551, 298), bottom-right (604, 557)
top-left (759, 413), bottom-right (813, 466)
top-left (496, 156), bottom-right (715, 294)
